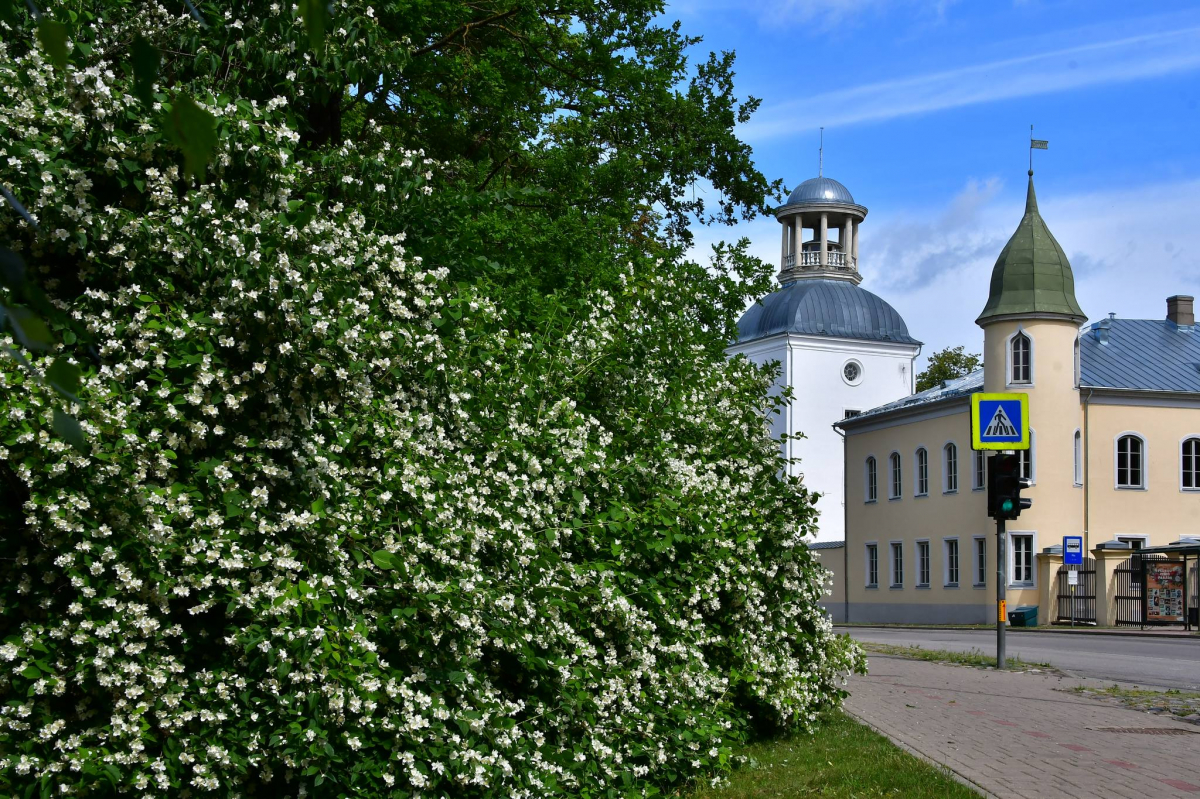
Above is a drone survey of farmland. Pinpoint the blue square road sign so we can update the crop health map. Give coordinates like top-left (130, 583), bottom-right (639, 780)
top-left (1063, 536), bottom-right (1084, 565)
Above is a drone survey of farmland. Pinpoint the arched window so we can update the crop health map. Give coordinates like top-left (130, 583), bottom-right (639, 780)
top-left (1183, 438), bottom-right (1200, 491)
top-left (915, 448), bottom-right (929, 496)
top-left (1011, 332), bottom-right (1031, 384)
top-left (943, 443), bottom-right (958, 493)
top-left (865, 456), bottom-right (878, 502)
top-left (1116, 434), bottom-right (1145, 489)
top-left (889, 452), bottom-right (902, 499)
top-left (1074, 430), bottom-right (1082, 486)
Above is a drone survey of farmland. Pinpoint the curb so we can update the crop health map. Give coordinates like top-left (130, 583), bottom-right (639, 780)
top-left (842, 707), bottom-right (1001, 799)
top-left (836, 624), bottom-right (1197, 640)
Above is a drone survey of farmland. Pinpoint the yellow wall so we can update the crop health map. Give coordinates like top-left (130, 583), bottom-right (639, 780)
top-left (841, 316), bottom-right (1200, 625)
top-left (1084, 401), bottom-right (1200, 544)
top-left (813, 546), bottom-right (846, 622)
top-left (844, 405), bottom-right (993, 623)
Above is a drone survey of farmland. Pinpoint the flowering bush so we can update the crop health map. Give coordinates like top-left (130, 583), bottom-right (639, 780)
top-left (0, 3), bottom-right (863, 797)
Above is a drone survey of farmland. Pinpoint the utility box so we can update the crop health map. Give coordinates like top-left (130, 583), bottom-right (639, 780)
top-left (1007, 605), bottom-right (1038, 627)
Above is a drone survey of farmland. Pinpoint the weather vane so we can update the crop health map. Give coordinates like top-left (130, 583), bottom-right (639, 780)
top-left (819, 126), bottom-right (824, 177)
top-left (1029, 124), bottom-right (1048, 174)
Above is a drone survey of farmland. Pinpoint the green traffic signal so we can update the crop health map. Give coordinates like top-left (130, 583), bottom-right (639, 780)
top-left (1001, 499), bottom-right (1014, 513)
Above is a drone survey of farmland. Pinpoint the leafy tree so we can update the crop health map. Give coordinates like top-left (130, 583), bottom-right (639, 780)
top-left (0, 2), bottom-right (862, 797)
top-left (916, 346), bottom-right (982, 392)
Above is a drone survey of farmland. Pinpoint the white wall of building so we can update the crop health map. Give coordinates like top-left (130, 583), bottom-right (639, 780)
top-left (728, 333), bottom-right (918, 541)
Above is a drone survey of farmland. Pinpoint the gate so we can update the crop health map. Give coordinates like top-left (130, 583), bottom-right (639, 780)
top-left (1114, 554), bottom-right (1168, 627)
top-left (1055, 558), bottom-right (1096, 623)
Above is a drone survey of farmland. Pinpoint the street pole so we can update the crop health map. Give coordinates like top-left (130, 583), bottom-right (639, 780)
top-left (996, 517), bottom-right (1006, 669)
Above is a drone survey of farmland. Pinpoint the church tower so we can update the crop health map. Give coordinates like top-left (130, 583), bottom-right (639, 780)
top-left (729, 174), bottom-right (922, 542)
top-left (977, 171), bottom-right (1087, 555)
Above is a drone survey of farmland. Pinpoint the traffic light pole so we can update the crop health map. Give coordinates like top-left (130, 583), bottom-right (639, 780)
top-left (996, 517), bottom-right (1006, 669)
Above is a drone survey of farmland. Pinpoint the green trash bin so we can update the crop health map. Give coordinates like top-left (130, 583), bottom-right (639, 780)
top-left (1007, 605), bottom-right (1037, 627)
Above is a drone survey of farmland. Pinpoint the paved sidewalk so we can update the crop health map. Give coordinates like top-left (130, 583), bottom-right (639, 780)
top-left (845, 655), bottom-right (1200, 798)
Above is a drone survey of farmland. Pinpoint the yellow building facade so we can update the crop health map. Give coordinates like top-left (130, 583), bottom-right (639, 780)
top-left (834, 175), bottom-right (1200, 625)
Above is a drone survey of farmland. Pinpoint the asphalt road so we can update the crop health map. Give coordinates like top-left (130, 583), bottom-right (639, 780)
top-left (838, 627), bottom-right (1200, 691)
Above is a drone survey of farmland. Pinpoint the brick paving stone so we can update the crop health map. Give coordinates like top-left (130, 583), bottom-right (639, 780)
top-left (845, 654), bottom-right (1200, 799)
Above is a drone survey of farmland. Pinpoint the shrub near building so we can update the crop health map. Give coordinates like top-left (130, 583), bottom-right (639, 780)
top-left (0, 3), bottom-right (862, 797)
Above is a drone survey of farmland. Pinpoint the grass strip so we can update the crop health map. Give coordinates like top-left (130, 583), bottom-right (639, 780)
top-left (682, 711), bottom-right (978, 798)
top-left (860, 642), bottom-right (1055, 671)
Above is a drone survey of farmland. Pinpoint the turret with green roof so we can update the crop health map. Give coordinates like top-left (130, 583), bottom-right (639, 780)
top-left (976, 172), bottom-right (1086, 326)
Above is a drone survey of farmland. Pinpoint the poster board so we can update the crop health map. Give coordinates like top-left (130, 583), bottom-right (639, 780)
top-left (1145, 561), bottom-right (1185, 623)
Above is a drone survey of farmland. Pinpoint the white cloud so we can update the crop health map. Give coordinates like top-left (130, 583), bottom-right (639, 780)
top-left (741, 25), bottom-right (1200, 139)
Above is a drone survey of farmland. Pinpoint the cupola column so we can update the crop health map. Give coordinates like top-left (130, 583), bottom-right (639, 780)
top-left (852, 219), bottom-right (859, 265)
top-left (780, 220), bottom-right (788, 268)
top-left (819, 213), bottom-right (828, 267)
top-left (842, 217), bottom-right (852, 268)
top-left (794, 215), bottom-right (803, 263)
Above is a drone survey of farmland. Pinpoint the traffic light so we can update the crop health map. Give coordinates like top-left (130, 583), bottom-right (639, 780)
top-left (987, 453), bottom-right (1032, 520)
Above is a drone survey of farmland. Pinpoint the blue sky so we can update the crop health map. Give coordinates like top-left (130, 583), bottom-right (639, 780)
top-left (675, 0), bottom-right (1200, 369)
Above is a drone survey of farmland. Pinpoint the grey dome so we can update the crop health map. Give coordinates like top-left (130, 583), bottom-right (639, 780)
top-left (737, 279), bottom-right (920, 345)
top-left (787, 177), bottom-right (855, 206)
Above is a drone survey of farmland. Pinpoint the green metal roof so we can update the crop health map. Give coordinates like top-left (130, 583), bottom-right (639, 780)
top-left (976, 174), bottom-right (1086, 325)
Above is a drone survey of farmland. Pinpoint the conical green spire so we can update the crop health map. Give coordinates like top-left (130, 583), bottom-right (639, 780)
top-left (976, 173), bottom-right (1086, 325)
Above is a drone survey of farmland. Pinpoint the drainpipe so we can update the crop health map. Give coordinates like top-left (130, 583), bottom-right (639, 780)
top-left (835, 422), bottom-right (849, 624)
top-left (1083, 388), bottom-right (1093, 553)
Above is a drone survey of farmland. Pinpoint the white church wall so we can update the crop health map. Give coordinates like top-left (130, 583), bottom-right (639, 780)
top-left (787, 335), bottom-right (919, 542)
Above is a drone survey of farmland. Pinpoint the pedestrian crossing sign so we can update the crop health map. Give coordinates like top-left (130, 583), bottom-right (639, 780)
top-left (970, 393), bottom-right (1029, 450)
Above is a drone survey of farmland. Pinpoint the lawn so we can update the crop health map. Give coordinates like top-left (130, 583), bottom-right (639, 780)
top-left (681, 711), bottom-right (979, 798)
top-left (860, 642), bottom-right (1054, 671)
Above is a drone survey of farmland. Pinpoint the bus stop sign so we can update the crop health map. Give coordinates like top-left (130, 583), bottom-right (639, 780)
top-left (970, 393), bottom-right (1029, 451)
top-left (1063, 535), bottom-right (1083, 565)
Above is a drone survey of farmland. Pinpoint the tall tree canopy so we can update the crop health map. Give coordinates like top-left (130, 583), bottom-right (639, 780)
top-left (0, 2), bottom-right (861, 797)
top-left (916, 346), bottom-right (982, 393)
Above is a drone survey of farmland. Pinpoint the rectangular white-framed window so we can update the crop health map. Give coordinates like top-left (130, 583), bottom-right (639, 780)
top-left (1116, 535), bottom-right (1147, 551)
top-left (889, 453), bottom-right (902, 500)
top-left (1009, 532), bottom-right (1035, 587)
top-left (972, 450), bottom-right (986, 491)
top-left (1019, 431), bottom-right (1035, 483)
top-left (890, 541), bottom-right (904, 587)
top-left (943, 443), bottom-right (958, 493)
top-left (973, 536), bottom-right (987, 587)
top-left (916, 540), bottom-right (931, 587)
top-left (865, 456), bottom-right (878, 503)
top-left (844, 409), bottom-right (862, 419)
top-left (865, 543), bottom-right (879, 587)
top-left (915, 448), bottom-right (929, 497)
top-left (944, 538), bottom-right (960, 587)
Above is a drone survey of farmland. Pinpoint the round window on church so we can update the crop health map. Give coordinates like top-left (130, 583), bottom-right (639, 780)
top-left (842, 359), bottom-right (863, 386)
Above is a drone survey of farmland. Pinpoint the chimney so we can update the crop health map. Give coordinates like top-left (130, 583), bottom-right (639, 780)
top-left (1167, 295), bottom-right (1194, 328)
top-left (1094, 316), bottom-right (1110, 344)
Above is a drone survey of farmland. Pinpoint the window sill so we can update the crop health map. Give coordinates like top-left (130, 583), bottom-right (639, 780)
top-left (944, 583), bottom-right (959, 589)
top-left (916, 584), bottom-right (931, 589)
top-left (889, 585), bottom-right (904, 590)
top-left (943, 489), bottom-right (958, 495)
top-left (865, 499), bottom-right (878, 504)
top-left (973, 583), bottom-right (987, 589)
top-left (865, 584), bottom-right (879, 590)
top-left (1115, 486), bottom-right (1147, 491)
top-left (972, 486), bottom-right (986, 492)
top-left (888, 496), bottom-right (902, 502)
top-left (1009, 582), bottom-right (1035, 590)
top-left (914, 493), bottom-right (929, 499)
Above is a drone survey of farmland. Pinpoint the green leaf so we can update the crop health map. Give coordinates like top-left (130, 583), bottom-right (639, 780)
top-left (131, 34), bottom-right (160, 104)
top-left (165, 95), bottom-right (217, 180)
top-left (52, 409), bottom-right (85, 451)
top-left (298, 0), bottom-right (329, 53)
top-left (37, 20), bottom-right (69, 70)
top-left (6, 306), bottom-right (53, 351)
top-left (311, 498), bottom-right (325, 515)
top-left (21, 665), bottom-right (40, 680)
top-left (371, 550), bottom-right (395, 571)
top-left (45, 359), bottom-right (82, 402)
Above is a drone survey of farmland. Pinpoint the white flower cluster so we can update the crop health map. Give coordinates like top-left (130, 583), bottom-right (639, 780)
top-left (0, 5), bottom-right (862, 797)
